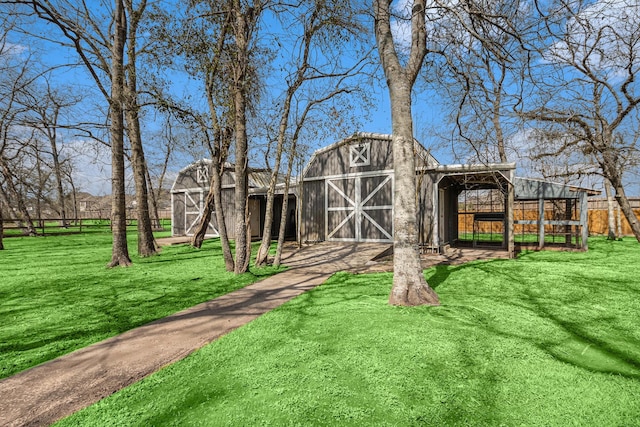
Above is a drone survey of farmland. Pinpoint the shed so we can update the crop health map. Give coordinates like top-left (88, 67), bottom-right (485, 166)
top-left (171, 159), bottom-right (296, 239)
top-left (512, 177), bottom-right (598, 250)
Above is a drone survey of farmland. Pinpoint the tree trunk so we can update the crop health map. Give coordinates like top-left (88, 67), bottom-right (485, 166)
top-left (255, 93), bottom-right (293, 266)
top-left (125, 99), bottom-right (157, 256)
top-left (233, 151), bottom-right (249, 274)
top-left (145, 166), bottom-right (161, 229)
top-left (107, 0), bottom-right (132, 268)
top-left (374, 0), bottom-right (439, 306)
top-left (273, 137), bottom-right (298, 268)
top-left (0, 157), bottom-right (37, 236)
top-left (601, 150), bottom-right (640, 242)
top-left (613, 183), bottom-right (640, 242)
top-left (604, 180), bottom-right (617, 240)
top-left (254, 163), bottom-right (279, 266)
top-left (616, 203), bottom-right (622, 238)
top-left (69, 178), bottom-right (78, 224)
top-left (492, 72), bottom-right (508, 163)
top-left (192, 159), bottom-right (235, 271)
top-left (388, 84), bottom-right (439, 306)
top-left (47, 116), bottom-right (68, 227)
top-left (231, 4), bottom-right (251, 274)
top-left (191, 188), bottom-right (214, 249)
top-left (216, 168), bottom-right (235, 270)
top-left (124, 0), bottom-right (156, 257)
top-left (0, 198), bottom-right (4, 250)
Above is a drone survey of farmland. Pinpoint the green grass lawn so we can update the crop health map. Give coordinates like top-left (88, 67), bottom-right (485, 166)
top-left (2, 218), bottom-right (162, 237)
top-left (0, 230), bottom-right (280, 379)
top-left (56, 237), bottom-right (640, 426)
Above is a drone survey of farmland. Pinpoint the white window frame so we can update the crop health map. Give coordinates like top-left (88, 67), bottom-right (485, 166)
top-left (349, 142), bottom-right (371, 167)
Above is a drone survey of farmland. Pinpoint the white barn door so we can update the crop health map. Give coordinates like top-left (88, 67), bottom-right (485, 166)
top-left (326, 174), bottom-right (393, 242)
top-left (183, 190), bottom-right (219, 237)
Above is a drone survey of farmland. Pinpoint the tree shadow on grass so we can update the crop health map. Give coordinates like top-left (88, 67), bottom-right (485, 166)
top-left (425, 255), bottom-right (640, 380)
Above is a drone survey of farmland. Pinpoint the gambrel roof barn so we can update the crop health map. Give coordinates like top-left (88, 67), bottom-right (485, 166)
top-left (172, 133), bottom-right (595, 257)
top-left (171, 160), bottom-right (296, 240)
top-left (299, 132), bottom-right (594, 256)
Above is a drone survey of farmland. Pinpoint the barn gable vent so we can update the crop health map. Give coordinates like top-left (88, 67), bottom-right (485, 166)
top-left (197, 164), bottom-right (210, 183)
top-left (350, 142), bottom-right (370, 167)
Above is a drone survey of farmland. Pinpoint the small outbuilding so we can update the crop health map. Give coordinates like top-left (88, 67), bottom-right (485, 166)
top-left (512, 177), bottom-right (598, 250)
top-left (171, 159), bottom-right (296, 240)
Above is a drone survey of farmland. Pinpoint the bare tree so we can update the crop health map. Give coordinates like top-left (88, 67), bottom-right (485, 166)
top-left (145, 113), bottom-right (180, 230)
top-left (150, 0), bottom-right (237, 269)
top-left (229, 0), bottom-right (266, 274)
top-left (107, 0), bottom-right (131, 266)
top-left (521, 0), bottom-right (640, 242)
top-left (374, 0), bottom-right (439, 306)
top-left (255, 0), bottom-right (371, 266)
top-left (0, 16), bottom-right (37, 236)
top-left (0, 197), bottom-right (4, 249)
top-left (9, 0), bottom-right (162, 261)
top-left (20, 78), bottom-right (82, 226)
top-left (123, 0), bottom-right (157, 257)
top-left (424, 0), bottom-right (530, 163)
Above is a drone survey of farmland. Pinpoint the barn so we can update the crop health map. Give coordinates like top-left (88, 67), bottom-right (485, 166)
top-left (171, 133), bottom-right (595, 256)
top-left (300, 132), bottom-right (438, 245)
top-left (299, 132), bottom-right (595, 256)
top-left (171, 159), bottom-right (296, 240)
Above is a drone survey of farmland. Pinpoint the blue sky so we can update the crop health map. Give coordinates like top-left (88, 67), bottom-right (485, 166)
top-left (11, 0), bottom-right (639, 196)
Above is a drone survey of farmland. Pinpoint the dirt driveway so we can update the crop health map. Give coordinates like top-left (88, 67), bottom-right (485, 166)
top-left (0, 242), bottom-right (389, 427)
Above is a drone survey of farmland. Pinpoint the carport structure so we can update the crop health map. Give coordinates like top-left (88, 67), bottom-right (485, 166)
top-left (512, 177), bottom-right (596, 251)
top-left (428, 163), bottom-right (516, 255)
top-left (428, 169), bottom-right (595, 255)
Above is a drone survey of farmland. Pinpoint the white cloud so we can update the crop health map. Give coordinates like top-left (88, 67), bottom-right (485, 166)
top-left (545, 0), bottom-right (640, 78)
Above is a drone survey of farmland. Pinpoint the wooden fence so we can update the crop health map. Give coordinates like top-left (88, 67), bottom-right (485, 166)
top-left (458, 208), bottom-right (640, 236)
top-left (587, 209), bottom-right (640, 236)
top-left (1, 218), bottom-right (171, 236)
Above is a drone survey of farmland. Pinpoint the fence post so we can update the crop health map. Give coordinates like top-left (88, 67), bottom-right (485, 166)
top-left (580, 193), bottom-right (589, 250)
top-left (538, 198), bottom-right (545, 249)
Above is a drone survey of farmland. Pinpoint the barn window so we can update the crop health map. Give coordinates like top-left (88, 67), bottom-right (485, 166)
top-left (197, 165), bottom-right (209, 183)
top-left (350, 142), bottom-right (370, 167)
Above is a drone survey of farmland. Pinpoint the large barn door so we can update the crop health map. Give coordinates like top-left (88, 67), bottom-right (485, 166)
top-left (184, 190), bottom-right (219, 237)
top-left (326, 174), bottom-right (393, 242)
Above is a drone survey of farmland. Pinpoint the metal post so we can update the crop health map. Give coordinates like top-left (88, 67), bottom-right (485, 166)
top-left (580, 192), bottom-right (589, 250)
top-left (507, 182), bottom-right (515, 258)
top-left (538, 198), bottom-right (545, 249)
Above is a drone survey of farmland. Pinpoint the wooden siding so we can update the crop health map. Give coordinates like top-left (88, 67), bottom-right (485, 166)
top-left (417, 173), bottom-right (436, 247)
top-left (301, 134), bottom-right (437, 244)
top-left (304, 135), bottom-right (394, 178)
top-left (301, 180), bottom-right (325, 242)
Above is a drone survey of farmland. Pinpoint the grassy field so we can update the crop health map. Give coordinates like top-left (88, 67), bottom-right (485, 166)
top-left (0, 230), bottom-right (280, 379)
top-left (56, 237), bottom-right (640, 426)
